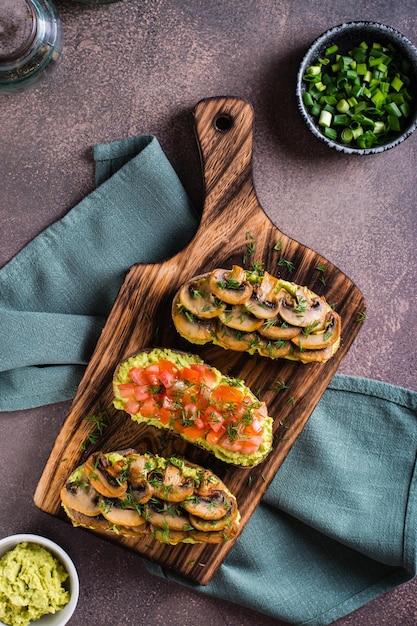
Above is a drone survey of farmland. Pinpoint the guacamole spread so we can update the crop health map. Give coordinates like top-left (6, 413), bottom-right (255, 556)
top-left (0, 542), bottom-right (70, 626)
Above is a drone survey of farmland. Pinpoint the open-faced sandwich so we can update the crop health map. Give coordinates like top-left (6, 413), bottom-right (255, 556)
top-left (172, 264), bottom-right (341, 363)
top-left (113, 348), bottom-right (273, 467)
top-left (61, 449), bottom-right (240, 545)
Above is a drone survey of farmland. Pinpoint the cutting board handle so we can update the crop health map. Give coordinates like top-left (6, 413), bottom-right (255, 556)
top-left (193, 96), bottom-right (260, 232)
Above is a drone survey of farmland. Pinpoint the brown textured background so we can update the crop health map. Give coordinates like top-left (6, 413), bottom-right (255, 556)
top-left (1, 0), bottom-right (416, 624)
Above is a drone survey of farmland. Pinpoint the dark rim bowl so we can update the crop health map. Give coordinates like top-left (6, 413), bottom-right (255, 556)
top-left (296, 21), bottom-right (417, 154)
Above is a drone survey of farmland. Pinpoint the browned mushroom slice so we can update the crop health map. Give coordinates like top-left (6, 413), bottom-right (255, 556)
top-left (291, 344), bottom-right (336, 363)
top-left (99, 497), bottom-right (146, 527)
top-left (188, 528), bottom-right (238, 543)
top-left (189, 503), bottom-right (239, 532)
top-left (257, 338), bottom-right (293, 360)
top-left (293, 311), bottom-right (341, 351)
top-left (119, 480), bottom-right (153, 506)
top-left (209, 265), bottom-right (253, 305)
top-left (179, 275), bottom-right (225, 319)
top-left (215, 324), bottom-right (258, 352)
top-left (63, 506), bottom-right (113, 532)
top-left (145, 500), bottom-right (192, 531)
top-left (247, 271), bottom-right (281, 319)
top-left (258, 317), bottom-right (301, 340)
top-left (277, 286), bottom-right (329, 328)
top-left (219, 305), bottom-right (264, 332)
top-left (193, 469), bottom-right (223, 497)
top-left (172, 294), bottom-right (217, 344)
top-left (60, 469), bottom-right (101, 517)
top-left (117, 524), bottom-right (149, 538)
top-left (126, 453), bottom-right (149, 480)
top-left (84, 452), bottom-right (128, 499)
top-left (149, 463), bottom-right (196, 503)
top-left (182, 490), bottom-right (236, 521)
top-left (152, 528), bottom-right (189, 544)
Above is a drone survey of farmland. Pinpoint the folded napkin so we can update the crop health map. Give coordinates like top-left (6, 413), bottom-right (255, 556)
top-left (1, 135), bottom-right (417, 625)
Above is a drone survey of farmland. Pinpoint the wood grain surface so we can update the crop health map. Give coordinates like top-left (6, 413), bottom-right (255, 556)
top-left (34, 96), bottom-right (366, 585)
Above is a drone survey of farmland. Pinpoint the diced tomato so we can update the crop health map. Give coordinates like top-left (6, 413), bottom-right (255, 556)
top-left (133, 385), bottom-right (151, 401)
top-left (182, 426), bottom-right (204, 441)
top-left (204, 407), bottom-right (224, 432)
top-left (124, 398), bottom-right (141, 415)
top-left (139, 397), bottom-right (159, 417)
top-left (158, 408), bottom-right (172, 425)
top-left (117, 383), bottom-right (136, 398)
top-left (194, 416), bottom-right (205, 430)
top-left (182, 403), bottom-right (199, 422)
top-left (212, 385), bottom-right (244, 404)
top-left (245, 417), bottom-right (263, 435)
top-left (190, 364), bottom-right (217, 388)
top-left (181, 366), bottom-right (202, 383)
top-left (218, 437), bottom-right (243, 453)
top-left (158, 368), bottom-right (176, 388)
top-left (206, 430), bottom-right (223, 446)
top-left (157, 359), bottom-right (178, 374)
top-left (143, 364), bottom-right (160, 386)
top-left (129, 367), bottom-right (147, 385)
top-left (161, 395), bottom-right (175, 410)
top-left (123, 356), bottom-right (265, 458)
top-left (237, 440), bottom-right (262, 455)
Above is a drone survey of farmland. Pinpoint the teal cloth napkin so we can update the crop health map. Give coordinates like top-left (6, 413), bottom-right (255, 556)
top-left (1, 135), bottom-right (417, 625)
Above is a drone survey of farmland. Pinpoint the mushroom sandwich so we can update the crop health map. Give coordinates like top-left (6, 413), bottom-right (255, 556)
top-left (172, 264), bottom-right (341, 363)
top-left (61, 449), bottom-right (240, 545)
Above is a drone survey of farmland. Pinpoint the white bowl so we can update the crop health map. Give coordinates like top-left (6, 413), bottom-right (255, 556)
top-left (0, 534), bottom-right (79, 626)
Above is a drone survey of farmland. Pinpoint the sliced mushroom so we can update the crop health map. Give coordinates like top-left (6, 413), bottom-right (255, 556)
top-left (179, 275), bottom-right (225, 319)
top-left (293, 311), bottom-right (341, 350)
top-left (126, 453), bottom-right (150, 482)
top-left (117, 524), bottom-right (149, 538)
top-left (60, 470), bottom-right (101, 517)
top-left (209, 266), bottom-right (253, 305)
top-left (258, 317), bottom-right (301, 340)
top-left (63, 506), bottom-right (113, 532)
top-left (182, 490), bottom-right (236, 521)
top-left (291, 344), bottom-right (336, 363)
top-left (257, 338), bottom-right (293, 360)
top-left (194, 469), bottom-right (222, 497)
top-left (150, 463), bottom-right (196, 503)
top-left (145, 500), bottom-right (192, 531)
top-left (120, 480), bottom-right (153, 506)
top-left (189, 505), bottom-right (239, 532)
top-left (246, 271), bottom-right (281, 319)
top-left (277, 286), bottom-right (329, 328)
top-left (172, 294), bottom-right (217, 344)
top-left (85, 452), bottom-right (127, 499)
top-left (189, 526), bottom-right (239, 543)
top-left (99, 497), bottom-right (146, 527)
top-left (152, 528), bottom-right (189, 545)
top-left (215, 324), bottom-right (258, 352)
top-left (219, 305), bottom-right (264, 332)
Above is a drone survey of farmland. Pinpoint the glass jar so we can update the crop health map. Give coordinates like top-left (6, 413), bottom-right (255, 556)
top-left (0, 0), bottom-right (62, 94)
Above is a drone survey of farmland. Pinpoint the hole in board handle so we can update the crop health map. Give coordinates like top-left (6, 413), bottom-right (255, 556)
top-left (214, 114), bottom-right (233, 132)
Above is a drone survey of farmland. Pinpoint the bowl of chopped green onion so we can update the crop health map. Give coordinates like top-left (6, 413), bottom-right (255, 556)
top-left (296, 21), bottom-right (417, 154)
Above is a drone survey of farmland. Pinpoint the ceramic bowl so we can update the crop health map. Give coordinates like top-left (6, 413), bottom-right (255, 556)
top-left (0, 534), bottom-right (79, 626)
top-left (296, 21), bottom-right (417, 154)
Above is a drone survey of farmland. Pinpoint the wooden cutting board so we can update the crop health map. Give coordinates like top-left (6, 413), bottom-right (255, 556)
top-left (34, 96), bottom-right (366, 585)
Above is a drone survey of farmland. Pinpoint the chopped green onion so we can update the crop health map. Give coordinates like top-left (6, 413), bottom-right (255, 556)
top-left (341, 128), bottom-right (354, 143)
top-left (324, 126), bottom-right (337, 140)
top-left (319, 109), bottom-right (332, 127)
top-left (301, 38), bottom-right (415, 149)
top-left (325, 44), bottom-right (339, 56)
